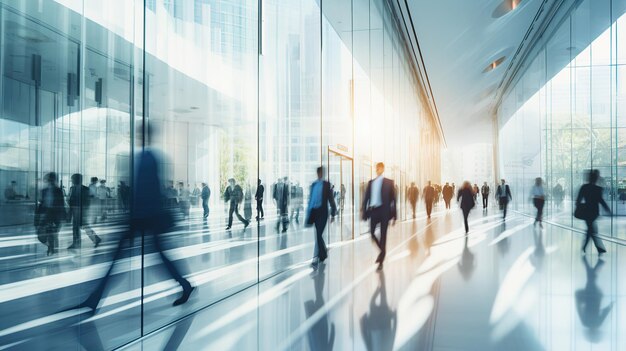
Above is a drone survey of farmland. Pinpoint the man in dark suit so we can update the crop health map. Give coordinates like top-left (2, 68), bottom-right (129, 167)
top-left (306, 167), bottom-right (336, 269)
top-left (442, 182), bottom-right (453, 209)
top-left (224, 178), bottom-right (249, 230)
top-left (361, 162), bottom-right (396, 270)
top-left (407, 182), bottom-right (419, 218)
top-left (496, 179), bottom-right (512, 220)
top-left (255, 179), bottom-right (264, 220)
top-left (423, 181), bottom-right (435, 218)
top-left (201, 182), bottom-right (210, 220)
top-left (67, 173), bottom-right (101, 249)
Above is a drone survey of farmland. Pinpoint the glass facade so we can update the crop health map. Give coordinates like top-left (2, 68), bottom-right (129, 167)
top-left (498, 0), bottom-right (626, 239)
top-left (0, 0), bottom-right (441, 348)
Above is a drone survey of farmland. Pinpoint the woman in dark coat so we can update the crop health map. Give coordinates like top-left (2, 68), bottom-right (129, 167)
top-left (457, 181), bottom-right (475, 234)
top-left (576, 170), bottom-right (611, 254)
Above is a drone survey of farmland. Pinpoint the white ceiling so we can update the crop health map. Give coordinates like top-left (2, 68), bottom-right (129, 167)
top-left (405, 0), bottom-right (546, 147)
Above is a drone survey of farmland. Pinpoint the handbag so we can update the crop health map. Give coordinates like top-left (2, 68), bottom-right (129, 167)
top-left (574, 203), bottom-right (587, 220)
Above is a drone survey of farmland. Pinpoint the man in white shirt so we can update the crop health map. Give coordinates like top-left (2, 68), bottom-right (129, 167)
top-left (361, 163), bottom-right (397, 271)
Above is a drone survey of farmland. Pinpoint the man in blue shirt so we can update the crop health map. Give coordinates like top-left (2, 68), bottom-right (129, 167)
top-left (306, 167), bottom-right (337, 269)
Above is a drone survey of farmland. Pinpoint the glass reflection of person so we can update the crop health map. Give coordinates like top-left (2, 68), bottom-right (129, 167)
top-left (36, 172), bottom-right (66, 255)
top-left (359, 271), bottom-right (396, 351)
top-left (224, 178), bottom-right (249, 230)
top-left (304, 264), bottom-right (335, 351)
top-left (69, 125), bottom-right (194, 314)
top-left (576, 170), bottom-right (611, 254)
top-left (4, 180), bottom-right (19, 200)
top-left (255, 179), bottom-right (264, 220)
top-left (575, 256), bottom-right (613, 342)
top-left (67, 173), bottom-right (101, 249)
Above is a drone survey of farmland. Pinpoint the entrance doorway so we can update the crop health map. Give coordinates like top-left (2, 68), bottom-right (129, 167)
top-left (327, 147), bottom-right (354, 243)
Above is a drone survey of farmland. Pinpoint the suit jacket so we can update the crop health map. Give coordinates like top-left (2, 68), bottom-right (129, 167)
top-left (201, 185), bottom-right (211, 201)
top-left (457, 188), bottom-right (475, 211)
top-left (497, 184), bottom-right (512, 200)
top-left (576, 184), bottom-right (610, 220)
top-left (39, 186), bottom-right (66, 224)
top-left (361, 177), bottom-right (397, 221)
top-left (306, 180), bottom-right (337, 225)
top-left (68, 185), bottom-right (90, 224)
top-left (407, 186), bottom-right (419, 204)
top-left (255, 184), bottom-right (264, 200)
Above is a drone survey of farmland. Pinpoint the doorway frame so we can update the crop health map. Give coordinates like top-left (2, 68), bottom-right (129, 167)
top-left (327, 146), bottom-right (354, 241)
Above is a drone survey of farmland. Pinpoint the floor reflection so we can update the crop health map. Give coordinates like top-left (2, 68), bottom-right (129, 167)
top-left (457, 236), bottom-right (476, 281)
top-left (575, 256), bottom-right (613, 343)
top-left (360, 271), bottom-right (396, 351)
top-left (304, 263), bottom-right (335, 351)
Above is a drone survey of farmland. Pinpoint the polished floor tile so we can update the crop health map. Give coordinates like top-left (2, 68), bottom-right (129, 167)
top-left (120, 207), bottom-right (625, 351)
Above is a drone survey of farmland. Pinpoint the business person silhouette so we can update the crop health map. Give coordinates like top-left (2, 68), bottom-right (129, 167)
top-left (361, 162), bottom-right (397, 270)
top-left (306, 167), bottom-right (337, 269)
top-left (69, 144), bottom-right (194, 314)
top-left (576, 170), bottom-right (611, 254)
top-left (422, 181), bottom-right (435, 219)
top-left (67, 173), bottom-right (101, 249)
top-left (457, 181), bottom-right (475, 234)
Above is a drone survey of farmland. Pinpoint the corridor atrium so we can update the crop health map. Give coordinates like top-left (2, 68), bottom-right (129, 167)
top-left (1, 0), bottom-right (625, 350)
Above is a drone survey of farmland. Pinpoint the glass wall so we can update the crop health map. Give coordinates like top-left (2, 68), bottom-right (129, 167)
top-left (0, 0), bottom-right (442, 348)
top-left (498, 0), bottom-right (626, 239)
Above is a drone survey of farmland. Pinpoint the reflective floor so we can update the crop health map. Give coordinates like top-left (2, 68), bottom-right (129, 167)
top-left (126, 208), bottom-right (626, 350)
top-left (3, 205), bottom-right (626, 350)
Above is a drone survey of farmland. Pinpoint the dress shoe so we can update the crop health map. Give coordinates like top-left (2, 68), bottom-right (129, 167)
top-left (173, 286), bottom-right (195, 306)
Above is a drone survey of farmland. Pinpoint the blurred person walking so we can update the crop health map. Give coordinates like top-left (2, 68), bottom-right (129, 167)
top-left (306, 167), bottom-right (336, 269)
top-left (481, 182), bottom-right (490, 209)
top-left (423, 181), bottom-right (435, 219)
top-left (361, 163), bottom-right (397, 271)
top-left (35, 172), bottom-right (66, 255)
top-left (407, 182), bottom-right (419, 218)
top-left (531, 177), bottom-right (546, 227)
top-left (69, 142), bottom-right (194, 314)
top-left (496, 179), bottom-right (512, 220)
top-left (67, 173), bottom-right (101, 249)
top-left (255, 179), bottom-right (265, 220)
top-left (457, 181), bottom-right (475, 234)
top-left (225, 178), bottom-right (249, 230)
top-left (575, 170), bottom-right (611, 254)
top-left (442, 182), bottom-right (453, 209)
top-left (201, 182), bottom-right (211, 220)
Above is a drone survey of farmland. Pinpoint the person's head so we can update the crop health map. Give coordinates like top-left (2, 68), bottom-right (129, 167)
top-left (10, 180), bottom-right (16, 186)
top-left (535, 177), bottom-right (542, 186)
top-left (71, 173), bottom-right (82, 185)
top-left (445, 182), bottom-right (449, 186)
top-left (317, 166), bottom-right (324, 180)
top-left (178, 181), bottom-right (184, 188)
top-left (427, 180), bottom-right (431, 186)
top-left (463, 181), bottom-right (471, 189)
top-left (91, 177), bottom-right (98, 184)
top-left (484, 182), bottom-right (487, 186)
top-left (44, 172), bottom-right (58, 186)
top-left (411, 182), bottom-right (415, 186)
top-left (258, 179), bottom-right (262, 185)
top-left (588, 169), bottom-right (600, 184)
top-left (100, 179), bottom-right (106, 184)
top-left (228, 178), bottom-right (235, 186)
top-left (201, 182), bottom-right (206, 187)
top-left (501, 179), bottom-right (505, 185)
top-left (283, 176), bottom-right (288, 182)
top-left (375, 162), bottom-right (385, 177)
